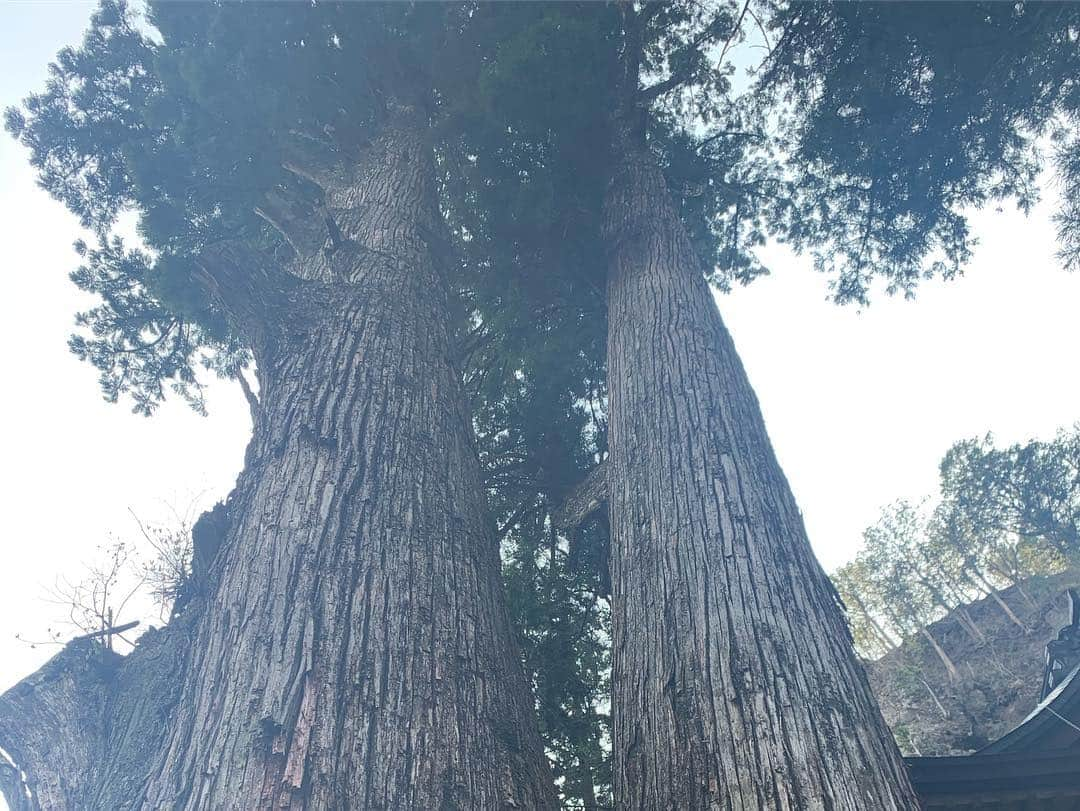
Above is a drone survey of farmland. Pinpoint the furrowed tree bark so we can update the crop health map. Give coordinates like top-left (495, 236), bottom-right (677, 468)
top-left (0, 641), bottom-right (114, 809)
top-left (601, 125), bottom-right (920, 808)
top-left (1, 105), bottom-right (555, 810)
top-left (0, 616), bottom-right (195, 811)
top-left (138, 107), bottom-right (555, 810)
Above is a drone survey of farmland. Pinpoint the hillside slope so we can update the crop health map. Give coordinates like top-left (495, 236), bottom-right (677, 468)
top-left (866, 571), bottom-right (1079, 756)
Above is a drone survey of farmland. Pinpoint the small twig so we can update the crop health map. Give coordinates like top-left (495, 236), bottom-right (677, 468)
top-left (70, 620), bottom-right (140, 642)
top-left (745, 4), bottom-right (772, 55)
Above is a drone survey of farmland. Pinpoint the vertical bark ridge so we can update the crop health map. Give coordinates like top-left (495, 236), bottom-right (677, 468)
top-left (603, 136), bottom-right (919, 810)
top-left (137, 111), bottom-right (556, 810)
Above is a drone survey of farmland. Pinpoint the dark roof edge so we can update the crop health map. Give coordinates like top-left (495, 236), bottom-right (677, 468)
top-left (978, 663), bottom-right (1080, 754)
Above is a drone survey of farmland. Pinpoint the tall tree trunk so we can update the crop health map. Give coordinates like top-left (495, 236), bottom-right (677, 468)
top-left (919, 628), bottom-right (961, 683)
top-left (846, 592), bottom-right (900, 652)
top-left (967, 568), bottom-right (1027, 629)
top-left (601, 129), bottom-right (919, 810)
top-left (1, 109), bottom-right (555, 811)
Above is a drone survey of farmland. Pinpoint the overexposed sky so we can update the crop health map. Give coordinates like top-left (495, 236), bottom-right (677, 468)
top-left (724, 204), bottom-right (1080, 571)
top-left (1, 0), bottom-right (1078, 715)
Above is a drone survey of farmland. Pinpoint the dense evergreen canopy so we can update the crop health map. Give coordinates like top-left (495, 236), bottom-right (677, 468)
top-left (6, 0), bottom-right (453, 410)
top-left (8, 0), bottom-right (1076, 420)
top-left (764, 1), bottom-right (1080, 300)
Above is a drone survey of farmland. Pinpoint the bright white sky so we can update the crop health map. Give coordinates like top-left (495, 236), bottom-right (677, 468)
top-left (2, 0), bottom-right (1079, 721)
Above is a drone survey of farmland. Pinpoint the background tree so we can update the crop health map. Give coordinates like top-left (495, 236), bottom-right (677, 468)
top-left (832, 559), bottom-right (901, 660)
top-left (940, 427), bottom-right (1080, 564)
top-left (860, 503), bottom-right (967, 681)
top-left (834, 428), bottom-right (1080, 669)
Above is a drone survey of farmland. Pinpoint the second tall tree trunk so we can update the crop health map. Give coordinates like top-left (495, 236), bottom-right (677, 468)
top-left (602, 130), bottom-right (920, 809)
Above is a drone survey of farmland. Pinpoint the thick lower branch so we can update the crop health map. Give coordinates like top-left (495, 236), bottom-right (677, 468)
top-left (0, 600), bottom-right (198, 810)
top-left (0, 641), bottom-right (117, 810)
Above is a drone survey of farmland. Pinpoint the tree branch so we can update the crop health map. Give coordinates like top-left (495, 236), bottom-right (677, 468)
top-left (695, 129), bottom-right (764, 152)
top-left (638, 2), bottom-right (749, 104)
top-left (192, 240), bottom-right (297, 347)
top-left (70, 620), bottom-right (140, 642)
top-left (639, 72), bottom-right (687, 105)
top-left (280, 131), bottom-right (344, 193)
top-left (553, 462), bottom-right (609, 532)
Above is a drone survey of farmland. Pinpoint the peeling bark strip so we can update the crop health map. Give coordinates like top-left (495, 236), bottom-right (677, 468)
top-left (135, 108), bottom-right (555, 809)
top-left (602, 132), bottom-right (920, 809)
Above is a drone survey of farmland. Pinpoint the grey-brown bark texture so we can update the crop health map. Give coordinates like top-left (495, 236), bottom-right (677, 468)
top-left (0, 108), bottom-right (555, 810)
top-left (0, 617), bottom-right (194, 810)
top-left (0, 641), bottom-right (114, 809)
top-left (601, 130), bottom-right (920, 810)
